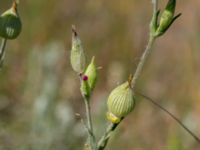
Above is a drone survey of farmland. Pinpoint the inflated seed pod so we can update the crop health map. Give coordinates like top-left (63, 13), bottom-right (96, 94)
top-left (107, 81), bottom-right (135, 124)
top-left (0, 1), bottom-right (22, 39)
top-left (84, 56), bottom-right (97, 91)
top-left (155, 0), bottom-right (181, 37)
top-left (70, 26), bottom-right (86, 73)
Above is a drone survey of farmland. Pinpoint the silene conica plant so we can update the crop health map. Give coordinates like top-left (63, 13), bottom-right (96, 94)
top-left (70, 0), bottom-right (200, 149)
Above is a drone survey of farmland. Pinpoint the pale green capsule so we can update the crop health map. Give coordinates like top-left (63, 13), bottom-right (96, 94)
top-left (70, 27), bottom-right (86, 73)
top-left (107, 82), bottom-right (135, 123)
top-left (0, 1), bottom-right (22, 39)
top-left (84, 56), bottom-right (97, 91)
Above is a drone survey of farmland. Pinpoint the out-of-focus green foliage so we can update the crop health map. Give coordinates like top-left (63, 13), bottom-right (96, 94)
top-left (0, 0), bottom-right (200, 149)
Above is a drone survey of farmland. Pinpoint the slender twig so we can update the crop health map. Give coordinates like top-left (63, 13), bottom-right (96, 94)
top-left (79, 74), bottom-right (97, 150)
top-left (0, 38), bottom-right (7, 68)
top-left (83, 96), bottom-right (97, 149)
top-left (152, 0), bottom-right (158, 14)
top-left (97, 123), bottom-right (119, 150)
top-left (131, 1), bottom-right (158, 88)
top-left (135, 90), bottom-right (200, 144)
top-left (131, 36), bottom-right (155, 88)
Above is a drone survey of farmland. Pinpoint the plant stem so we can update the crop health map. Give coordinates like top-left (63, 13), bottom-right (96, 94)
top-left (97, 123), bottom-right (119, 150)
top-left (0, 38), bottom-right (7, 68)
top-left (131, 36), bottom-right (155, 89)
top-left (152, 0), bottom-right (158, 14)
top-left (135, 90), bottom-right (200, 144)
top-left (131, 1), bottom-right (158, 88)
top-left (83, 95), bottom-right (97, 149)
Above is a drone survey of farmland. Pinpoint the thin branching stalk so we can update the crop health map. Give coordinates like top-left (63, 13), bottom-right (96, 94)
top-left (0, 38), bottom-right (7, 67)
top-left (135, 90), bottom-right (200, 144)
top-left (97, 2), bottom-right (159, 149)
top-left (131, 0), bottom-right (158, 88)
top-left (97, 123), bottom-right (119, 150)
top-left (78, 75), bottom-right (97, 149)
top-left (83, 96), bottom-right (97, 149)
top-left (131, 36), bottom-right (155, 88)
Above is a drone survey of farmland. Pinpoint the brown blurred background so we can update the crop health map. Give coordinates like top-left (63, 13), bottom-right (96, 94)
top-left (0, 0), bottom-right (200, 149)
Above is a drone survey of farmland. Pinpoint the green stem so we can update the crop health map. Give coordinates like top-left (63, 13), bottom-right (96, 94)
top-left (131, 0), bottom-right (158, 89)
top-left (82, 95), bottom-right (97, 149)
top-left (131, 36), bottom-right (155, 88)
top-left (97, 123), bottom-right (119, 150)
top-left (0, 38), bottom-right (7, 67)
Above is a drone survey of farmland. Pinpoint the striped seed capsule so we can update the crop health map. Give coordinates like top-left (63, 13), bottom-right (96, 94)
top-left (107, 81), bottom-right (135, 124)
top-left (0, 1), bottom-right (22, 39)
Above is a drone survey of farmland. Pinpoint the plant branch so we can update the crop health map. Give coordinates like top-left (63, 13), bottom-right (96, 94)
top-left (131, 1), bottom-right (158, 88)
top-left (131, 36), bottom-right (155, 89)
top-left (152, 0), bottom-right (158, 14)
top-left (135, 90), bottom-right (200, 144)
top-left (83, 96), bottom-right (97, 149)
top-left (0, 38), bottom-right (7, 68)
top-left (97, 123), bottom-right (119, 150)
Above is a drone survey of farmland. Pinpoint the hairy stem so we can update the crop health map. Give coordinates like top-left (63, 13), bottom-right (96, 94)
top-left (135, 90), bottom-right (200, 144)
top-left (97, 123), bottom-right (119, 150)
top-left (0, 38), bottom-right (7, 68)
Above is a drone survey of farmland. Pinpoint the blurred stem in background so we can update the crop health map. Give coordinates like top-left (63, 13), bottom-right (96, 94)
top-left (0, 38), bottom-right (7, 68)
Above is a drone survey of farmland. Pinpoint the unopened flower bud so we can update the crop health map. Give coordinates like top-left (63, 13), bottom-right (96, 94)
top-left (0, 1), bottom-right (22, 39)
top-left (80, 57), bottom-right (98, 98)
top-left (70, 26), bottom-right (86, 73)
top-left (107, 81), bottom-right (135, 124)
top-left (155, 0), bottom-right (181, 37)
top-left (84, 56), bottom-right (97, 91)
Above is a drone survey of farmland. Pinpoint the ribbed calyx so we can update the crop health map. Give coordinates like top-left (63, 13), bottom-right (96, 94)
top-left (107, 81), bottom-right (135, 123)
top-left (0, 1), bottom-right (22, 39)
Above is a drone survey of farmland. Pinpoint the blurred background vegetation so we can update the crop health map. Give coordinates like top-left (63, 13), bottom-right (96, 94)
top-left (0, 0), bottom-right (200, 149)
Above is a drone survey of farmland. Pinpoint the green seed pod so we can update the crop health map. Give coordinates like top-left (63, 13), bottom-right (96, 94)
top-left (70, 26), bottom-right (86, 73)
top-left (0, 1), bottom-right (22, 39)
top-left (107, 81), bottom-right (135, 123)
top-left (84, 56), bottom-right (97, 91)
top-left (155, 0), bottom-right (180, 36)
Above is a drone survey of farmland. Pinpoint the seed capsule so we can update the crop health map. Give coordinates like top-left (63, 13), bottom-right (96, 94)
top-left (107, 81), bottom-right (135, 123)
top-left (70, 26), bottom-right (86, 73)
top-left (0, 1), bottom-right (22, 39)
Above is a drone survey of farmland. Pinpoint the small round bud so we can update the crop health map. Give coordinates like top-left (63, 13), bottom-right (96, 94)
top-left (107, 81), bottom-right (135, 123)
top-left (70, 26), bottom-right (86, 73)
top-left (0, 1), bottom-right (22, 39)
